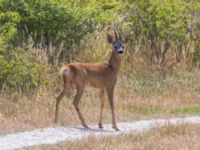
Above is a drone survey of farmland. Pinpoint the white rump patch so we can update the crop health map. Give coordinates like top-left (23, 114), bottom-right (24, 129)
top-left (63, 68), bottom-right (69, 75)
top-left (60, 66), bottom-right (70, 76)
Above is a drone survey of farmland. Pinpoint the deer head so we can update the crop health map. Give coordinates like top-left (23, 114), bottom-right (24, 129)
top-left (107, 30), bottom-right (129, 54)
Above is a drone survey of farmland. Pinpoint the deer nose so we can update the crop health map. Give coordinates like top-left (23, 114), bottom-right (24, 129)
top-left (118, 50), bottom-right (123, 54)
top-left (117, 46), bottom-right (124, 54)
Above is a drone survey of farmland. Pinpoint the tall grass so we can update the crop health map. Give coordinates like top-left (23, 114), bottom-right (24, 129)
top-left (1, 30), bottom-right (200, 134)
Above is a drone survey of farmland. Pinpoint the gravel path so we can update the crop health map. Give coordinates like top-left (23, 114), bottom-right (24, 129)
top-left (1, 116), bottom-right (200, 150)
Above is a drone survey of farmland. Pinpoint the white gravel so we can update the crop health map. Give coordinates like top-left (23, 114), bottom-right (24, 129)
top-left (1, 116), bottom-right (200, 150)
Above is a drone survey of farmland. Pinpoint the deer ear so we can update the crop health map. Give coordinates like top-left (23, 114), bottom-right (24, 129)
top-left (107, 34), bottom-right (113, 43)
top-left (123, 37), bottom-right (129, 43)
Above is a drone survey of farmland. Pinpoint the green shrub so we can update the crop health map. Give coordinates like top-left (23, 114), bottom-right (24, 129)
top-left (0, 0), bottom-right (120, 64)
top-left (0, 11), bottom-right (20, 52)
top-left (0, 47), bottom-right (48, 92)
top-left (125, 0), bottom-right (200, 65)
top-left (0, 0), bottom-right (121, 92)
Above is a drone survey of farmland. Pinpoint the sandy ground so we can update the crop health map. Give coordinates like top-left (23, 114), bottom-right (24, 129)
top-left (1, 116), bottom-right (200, 150)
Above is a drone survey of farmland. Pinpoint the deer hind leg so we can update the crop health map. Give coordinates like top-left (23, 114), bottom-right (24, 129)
top-left (106, 87), bottom-right (119, 131)
top-left (98, 88), bottom-right (105, 129)
top-left (54, 81), bottom-right (71, 123)
top-left (73, 86), bottom-right (88, 128)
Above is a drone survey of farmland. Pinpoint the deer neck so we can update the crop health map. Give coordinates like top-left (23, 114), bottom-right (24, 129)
top-left (108, 49), bottom-right (122, 73)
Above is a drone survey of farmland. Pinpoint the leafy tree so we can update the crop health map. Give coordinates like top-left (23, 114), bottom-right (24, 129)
top-left (0, 0), bottom-right (121, 64)
top-left (126, 0), bottom-right (200, 66)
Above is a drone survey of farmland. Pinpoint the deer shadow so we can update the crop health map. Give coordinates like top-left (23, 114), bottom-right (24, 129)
top-left (72, 127), bottom-right (114, 133)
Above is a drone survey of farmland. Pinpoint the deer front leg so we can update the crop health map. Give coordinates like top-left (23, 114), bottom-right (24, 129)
top-left (73, 86), bottom-right (88, 128)
top-left (98, 88), bottom-right (105, 129)
top-left (55, 82), bottom-right (71, 123)
top-left (106, 87), bottom-right (119, 131)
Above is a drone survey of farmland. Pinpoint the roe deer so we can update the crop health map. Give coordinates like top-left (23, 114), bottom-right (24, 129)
top-left (55, 30), bottom-right (128, 131)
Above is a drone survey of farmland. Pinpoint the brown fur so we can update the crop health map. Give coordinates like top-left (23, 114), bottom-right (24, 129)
top-left (55, 31), bottom-right (128, 131)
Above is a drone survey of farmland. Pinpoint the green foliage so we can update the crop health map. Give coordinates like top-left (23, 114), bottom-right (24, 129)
top-left (171, 105), bottom-right (200, 115)
top-left (1, 0), bottom-right (200, 93)
top-left (125, 0), bottom-right (200, 64)
top-left (0, 0), bottom-right (121, 63)
top-left (0, 7), bottom-right (21, 91)
top-left (0, 47), bottom-right (48, 92)
top-left (0, 11), bottom-right (20, 52)
top-left (128, 0), bottom-right (196, 40)
top-left (0, 0), bottom-right (121, 92)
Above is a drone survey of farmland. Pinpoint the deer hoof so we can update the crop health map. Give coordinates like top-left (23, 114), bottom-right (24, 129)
top-left (113, 127), bottom-right (120, 131)
top-left (115, 128), bottom-right (120, 131)
top-left (98, 123), bottom-right (103, 129)
top-left (83, 124), bottom-right (89, 129)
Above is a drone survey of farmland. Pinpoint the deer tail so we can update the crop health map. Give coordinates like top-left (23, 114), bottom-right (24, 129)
top-left (59, 65), bottom-right (69, 76)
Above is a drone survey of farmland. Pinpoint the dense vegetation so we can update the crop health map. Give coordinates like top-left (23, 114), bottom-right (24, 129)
top-left (2, 1), bottom-right (200, 136)
top-left (0, 0), bottom-right (200, 93)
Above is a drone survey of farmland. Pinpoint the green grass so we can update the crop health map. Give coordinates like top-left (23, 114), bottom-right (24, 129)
top-left (126, 105), bottom-right (164, 116)
top-left (118, 68), bottom-right (200, 97)
top-left (171, 106), bottom-right (200, 115)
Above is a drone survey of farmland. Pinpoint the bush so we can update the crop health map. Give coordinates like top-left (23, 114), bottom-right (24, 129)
top-left (125, 0), bottom-right (200, 65)
top-left (0, 0), bottom-right (120, 64)
top-left (0, 11), bottom-right (20, 52)
top-left (0, 0), bottom-right (121, 92)
top-left (0, 47), bottom-right (48, 92)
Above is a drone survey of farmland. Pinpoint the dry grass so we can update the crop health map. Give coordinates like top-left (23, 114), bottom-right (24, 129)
top-left (27, 124), bottom-right (200, 150)
top-left (1, 45), bottom-right (200, 134)
top-left (1, 77), bottom-right (200, 135)
top-left (1, 29), bottom-right (200, 150)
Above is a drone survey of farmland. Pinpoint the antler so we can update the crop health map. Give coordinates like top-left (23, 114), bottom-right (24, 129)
top-left (114, 29), bottom-right (118, 41)
top-left (119, 31), bottom-right (122, 41)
